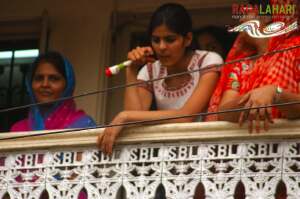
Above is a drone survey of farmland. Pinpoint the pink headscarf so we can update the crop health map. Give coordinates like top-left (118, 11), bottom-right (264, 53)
top-left (10, 52), bottom-right (95, 132)
top-left (11, 99), bottom-right (88, 131)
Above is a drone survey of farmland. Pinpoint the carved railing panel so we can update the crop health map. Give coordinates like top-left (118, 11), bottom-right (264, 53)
top-left (0, 140), bottom-right (299, 199)
top-left (0, 121), bottom-right (300, 199)
top-left (282, 142), bottom-right (300, 199)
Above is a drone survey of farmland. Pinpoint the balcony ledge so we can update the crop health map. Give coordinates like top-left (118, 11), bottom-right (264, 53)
top-left (1, 119), bottom-right (300, 152)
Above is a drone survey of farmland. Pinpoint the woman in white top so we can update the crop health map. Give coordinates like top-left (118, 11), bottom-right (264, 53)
top-left (99, 3), bottom-right (223, 154)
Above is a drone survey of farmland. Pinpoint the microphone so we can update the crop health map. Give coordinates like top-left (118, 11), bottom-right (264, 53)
top-left (105, 60), bottom-right (132, 77)
top-left (105, 53), bottom-right (156, 77)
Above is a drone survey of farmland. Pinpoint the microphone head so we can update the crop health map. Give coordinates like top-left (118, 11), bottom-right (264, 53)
top-left (105, 67), bottom-right (112, 77)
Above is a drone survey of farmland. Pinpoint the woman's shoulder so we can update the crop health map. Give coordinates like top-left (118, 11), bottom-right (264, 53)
top-left (137, 61), bottom-right (162, 80)
top-left (194, 50), bottom-right (224, 67)
top-left (194, 50), bottom-right (223, 61)
top-left (140, 60), bottom-right (161, 71)
top-left (10, 119), bottom-right (29, 132)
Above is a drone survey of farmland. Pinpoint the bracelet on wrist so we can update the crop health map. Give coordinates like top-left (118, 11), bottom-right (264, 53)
top-left (274, 86), bottom-right (283, 103)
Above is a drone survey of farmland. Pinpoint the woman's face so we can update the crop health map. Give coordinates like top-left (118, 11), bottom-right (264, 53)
top-left (32, 62), bottom-right (66, 103)
top-left (151, 24), bottom-right (192, 68)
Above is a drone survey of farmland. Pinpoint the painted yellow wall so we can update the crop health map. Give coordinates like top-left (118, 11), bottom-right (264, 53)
top-left (0, 0), bottom-right (235, 124)
top-left (116, 0), bottom-right (236, 12)
top-left (0, 0), bottom-right (114, 124)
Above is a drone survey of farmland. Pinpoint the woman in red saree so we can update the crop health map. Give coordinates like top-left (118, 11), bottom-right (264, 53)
top-left (206, 0), bottom-right (300, 133)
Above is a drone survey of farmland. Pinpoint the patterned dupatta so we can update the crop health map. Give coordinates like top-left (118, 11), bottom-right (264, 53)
top-left (11, 55), bottom-right (92, 131)
top-left (206, 0), bottom-right (300, 121)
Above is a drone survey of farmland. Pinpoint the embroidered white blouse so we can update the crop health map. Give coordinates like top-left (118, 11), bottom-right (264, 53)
top-left (137, 50), bottom-right (223, 110)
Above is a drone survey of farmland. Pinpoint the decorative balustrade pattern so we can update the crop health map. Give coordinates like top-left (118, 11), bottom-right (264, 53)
top-left (0, 121), bottom-right (300, 199)
top-left (0, 140), bottom-right (299, 199)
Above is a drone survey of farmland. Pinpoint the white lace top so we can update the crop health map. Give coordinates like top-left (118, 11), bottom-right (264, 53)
top-left (137, 50), bottom-right (223, 110)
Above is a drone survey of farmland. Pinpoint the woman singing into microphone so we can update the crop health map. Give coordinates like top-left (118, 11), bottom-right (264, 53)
top-left (98, 3), bottom-right (223, 154)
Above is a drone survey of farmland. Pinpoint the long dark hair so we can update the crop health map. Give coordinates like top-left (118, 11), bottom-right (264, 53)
top-left (148, 3), bottom-right (192, 37)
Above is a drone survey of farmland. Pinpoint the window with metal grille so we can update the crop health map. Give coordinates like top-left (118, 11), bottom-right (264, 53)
top-left (0, 40), bottom-right (39, 132)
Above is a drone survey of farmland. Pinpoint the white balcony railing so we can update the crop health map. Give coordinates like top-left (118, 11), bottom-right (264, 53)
top-left (0, 120), bottom-right (299, 199)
